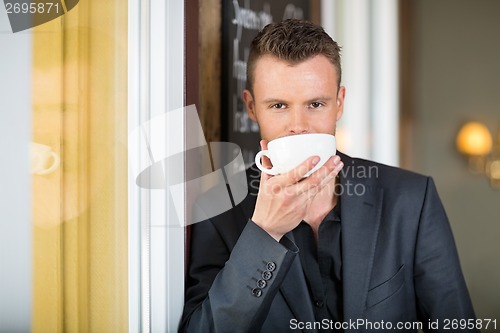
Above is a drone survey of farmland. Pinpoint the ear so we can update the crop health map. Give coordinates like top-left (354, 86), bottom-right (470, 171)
top-left (243, 89), bottom-right (257, 122)
top-left (335, 86), bottom-right (346, 121)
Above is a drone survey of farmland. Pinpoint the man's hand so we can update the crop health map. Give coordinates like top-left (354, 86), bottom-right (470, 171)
top-left (252, 140), bottom-right (343, 241)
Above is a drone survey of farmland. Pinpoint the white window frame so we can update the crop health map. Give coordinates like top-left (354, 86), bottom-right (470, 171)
top-left (321, 0), bottom-right (399, 166)
top-left (128, 0), bottom-right (186, 332)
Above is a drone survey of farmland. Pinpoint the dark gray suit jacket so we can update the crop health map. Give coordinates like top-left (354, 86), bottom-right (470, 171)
top-left (180, 153), bottom-right (477, 332)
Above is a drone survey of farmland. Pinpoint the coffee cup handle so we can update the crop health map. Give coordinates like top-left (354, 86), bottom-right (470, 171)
top-left (36, 151), bottom-right (60, 175)
top-left (255, 150), bottom-right (278, 176)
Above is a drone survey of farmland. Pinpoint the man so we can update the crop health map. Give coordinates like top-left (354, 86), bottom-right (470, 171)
top-left (180, 19), bottom-right (477, 332)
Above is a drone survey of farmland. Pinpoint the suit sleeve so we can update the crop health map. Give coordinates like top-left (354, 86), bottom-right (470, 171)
top-left (180, 219), bottom-right (298, 333)
top-left (414, 177), bottom-right (478, 332)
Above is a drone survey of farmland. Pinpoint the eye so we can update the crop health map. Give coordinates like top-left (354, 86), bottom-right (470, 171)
top-left (271, 103), bottom-right (286, 109)
top-left (309, 102), bottom-right (324, 109)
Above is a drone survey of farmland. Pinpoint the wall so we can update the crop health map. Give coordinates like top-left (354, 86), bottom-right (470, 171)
top-left (410, 0), bottom-right (500, 323)
top-left (0, 8), bottom-right (32, 333)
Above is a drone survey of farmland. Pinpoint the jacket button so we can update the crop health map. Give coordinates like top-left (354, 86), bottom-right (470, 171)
top-left (251, 288), bottom-right (262, 297)
top-left (315, 300), bottom-right (324, 308)
top-left (257, 279), bottom-right (267, 288)
top-left (262, 270), bottom-right (273, 281)
top-left (266, 262), bottom-right (276, 271)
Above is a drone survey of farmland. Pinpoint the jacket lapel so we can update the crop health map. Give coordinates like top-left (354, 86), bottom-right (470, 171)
top-left (338, 153), bottom-right (384, 321)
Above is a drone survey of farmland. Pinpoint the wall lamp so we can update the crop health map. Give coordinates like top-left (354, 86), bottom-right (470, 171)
top-left (456, 121), bottom-right (500, 188)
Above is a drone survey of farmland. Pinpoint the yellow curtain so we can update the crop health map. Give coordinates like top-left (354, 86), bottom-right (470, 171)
top-left (32, 1), bottom-right (128, 332)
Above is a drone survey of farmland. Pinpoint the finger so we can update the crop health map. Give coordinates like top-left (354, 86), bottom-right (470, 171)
top-left (309, 155), bottom-right (341, 182)
top-left (293, 159), bottom-right (334, 196)
top-left (277, 155), bottom-right (320, 186)
top-left (258, 140), bottom-right (273, 183)
top-left (315, 158), bottom-right (343, 190)
top-left (259, 140), bottom-right (272, 169)
top-left (295, 156), bottom-right (343, 195)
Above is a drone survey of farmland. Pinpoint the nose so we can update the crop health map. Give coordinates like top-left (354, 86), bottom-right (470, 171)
top-left (288, 110), bottom-right (309, 134)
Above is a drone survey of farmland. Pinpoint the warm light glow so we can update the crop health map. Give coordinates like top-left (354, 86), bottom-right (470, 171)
top-left (456, 122), bottom-right (493, 156)
top-left (489, 160), bottom-right (500, 180)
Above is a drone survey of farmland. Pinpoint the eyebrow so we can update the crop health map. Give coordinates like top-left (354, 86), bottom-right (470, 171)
top-left (260, 96), bottom-right (334, 104)
top-left (305, 96), bottom-right (333, 104)
top-left (261, 98), bottom-right (288, 105)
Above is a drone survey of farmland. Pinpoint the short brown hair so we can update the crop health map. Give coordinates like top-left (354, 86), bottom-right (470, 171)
top-left (246, 19), bottom-right (342, 93)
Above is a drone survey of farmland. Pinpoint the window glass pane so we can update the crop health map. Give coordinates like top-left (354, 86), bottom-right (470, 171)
top-left (30, 2), bottom-right (128, 331)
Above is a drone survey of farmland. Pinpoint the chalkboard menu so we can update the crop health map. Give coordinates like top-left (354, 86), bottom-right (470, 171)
top-left (221, 0), bottom-right (312, 166)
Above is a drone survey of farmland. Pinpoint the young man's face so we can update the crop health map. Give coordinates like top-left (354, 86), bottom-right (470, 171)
top-left (243, 54), bottom-right (345, 142)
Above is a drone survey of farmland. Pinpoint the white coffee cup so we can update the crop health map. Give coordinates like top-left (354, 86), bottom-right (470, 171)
top-left (255, 133), bottom-right (336, 177)
top-left (30, 142), bottom-right (60, 175)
